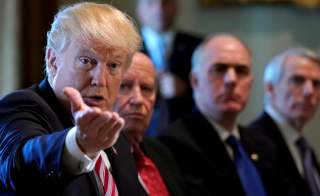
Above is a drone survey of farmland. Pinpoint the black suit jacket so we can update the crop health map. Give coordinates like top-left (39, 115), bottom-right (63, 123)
top-left (249, 111), bottom-right (320, 196)
top-left (0, 79), bottom-right (143, 196)
top-left (140, 138), bottom-right (186, 196)
top-left (159, 109), bottom-right (274, 196)
top-left (142, 31), bottom-right (202, 132)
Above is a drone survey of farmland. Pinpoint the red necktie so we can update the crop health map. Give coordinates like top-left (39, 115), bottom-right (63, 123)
top-left (95, 153), bottom-right (119, 196)
top-left (134, 148), bottom-right (169, 196)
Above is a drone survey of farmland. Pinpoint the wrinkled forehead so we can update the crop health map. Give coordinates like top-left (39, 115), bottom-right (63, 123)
top-left (85, 38), bottom-right (128, 54)
top-left (283, 55), bottom-right (320, 77)
top-left (201, 43), bottom-right (252, 67)
top-left (125, 61), bottom-right (156, 83)
top-left (70, 38), bottom-right (129, 61)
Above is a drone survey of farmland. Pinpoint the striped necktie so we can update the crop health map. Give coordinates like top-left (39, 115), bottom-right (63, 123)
top-left (95, 153), bottom-right (119, 196)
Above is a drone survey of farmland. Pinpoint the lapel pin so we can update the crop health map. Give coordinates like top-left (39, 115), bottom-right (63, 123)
top-left (251, 153), bottom-right (259, 161)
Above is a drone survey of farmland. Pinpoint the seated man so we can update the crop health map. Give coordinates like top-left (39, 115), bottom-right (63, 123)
top-left (0, 2), bottom-right (143, 195)
top-left (114, 52), bottom-right (185, 196)
top-left (249, 47), bottom-right (320, 196)
top-left (159, 34), bottom-right (270, 196)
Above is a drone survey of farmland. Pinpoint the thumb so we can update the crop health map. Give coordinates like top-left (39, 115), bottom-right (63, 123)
top-left (63, 87), bottom-right (88, 113)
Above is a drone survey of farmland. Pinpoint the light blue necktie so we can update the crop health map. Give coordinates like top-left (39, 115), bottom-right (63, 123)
top-left (226, 135), bottom-right (267, 196)
top-left (296, 137), bottom-right (320, 196)
top-left (154, 37), bottom-right (167, 72)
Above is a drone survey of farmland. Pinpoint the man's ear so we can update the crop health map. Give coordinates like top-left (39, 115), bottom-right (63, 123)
top-left (265, 82), bottom-right (274, 100)
top-left (47, 48), bottom-right (57, 79)
top-left (190, 72), bottom-right (198, 91)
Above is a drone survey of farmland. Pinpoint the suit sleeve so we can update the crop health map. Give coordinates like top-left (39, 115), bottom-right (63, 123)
top-left (0, 91), bottom-right (68, 191)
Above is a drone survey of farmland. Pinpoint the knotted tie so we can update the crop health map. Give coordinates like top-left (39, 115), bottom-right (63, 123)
top-left (296, 137), bottom-right (320, 196)
top-left (95, 153), bottom-right (118, 196)
top-left (226, 135), bottom-right (267, 196)
top-left (133, 148), bottom-right (169, 196)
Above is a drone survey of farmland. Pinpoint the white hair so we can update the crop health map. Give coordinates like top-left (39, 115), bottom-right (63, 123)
top-left (264, 47), bottom-right (320, 105)
top-left (45, 2), bottom-right (141, 82)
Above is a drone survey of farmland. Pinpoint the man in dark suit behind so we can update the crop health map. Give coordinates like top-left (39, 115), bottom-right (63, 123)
top-left (136, 0), bottom-right (202, 135)
top-left (114, 52), bottom-right (185, 196)
top-left (0, 2), bottom-right (144, 195)
top-left (159, 34), bottom-right (271, 195)
top-left (249, 47), bottom-right (320, 196)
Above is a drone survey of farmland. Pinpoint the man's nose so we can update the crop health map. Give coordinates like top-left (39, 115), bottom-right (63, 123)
top-left (303, 80), bottom-right (315, 96)
top-left (224, 68), bottom-right (237, 84)
top-left (91, 65), bottom-right (107, 86)
top-left (129, 87), bottom-right (144, 105)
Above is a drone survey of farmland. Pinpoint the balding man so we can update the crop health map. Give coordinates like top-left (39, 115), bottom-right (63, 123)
top-left (159, 34), bottom-right (270, 196)
top-left (114, 52), bottom-right (185, 196)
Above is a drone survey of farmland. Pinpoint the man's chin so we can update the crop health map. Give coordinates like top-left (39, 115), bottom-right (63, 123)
top-left (220, 107), bottom-right (243, 116)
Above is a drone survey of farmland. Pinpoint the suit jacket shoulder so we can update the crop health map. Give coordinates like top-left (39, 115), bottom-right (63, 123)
top-left (159, 110), bottom-right (246, 196)
top-left (0, 80), bottom-right (73, 195)
top-left (141, 138), bottom-right (186, 196)
top-left (248, 112), bottom-right (312, 196)
top-left (108, 135), bottom-right (143, 196)
top-left (0, 80), bottom-right (143, 196)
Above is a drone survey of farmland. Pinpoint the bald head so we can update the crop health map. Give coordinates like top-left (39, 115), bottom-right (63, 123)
top-left (190, 34), bottom-right (253, 130)
top-left (192, 34), bottom-right (252, 74)
top-left (131, 52), bottom-right (157, 78)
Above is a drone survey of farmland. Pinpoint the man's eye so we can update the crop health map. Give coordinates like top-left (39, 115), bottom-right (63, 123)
top-left (79, 57), bottom-right (89, 64)
top-left (214, 65), bottom-right (228, 73)
top-left (142, 85), bottom-right (154, 96)
top-left (78, 57), bottom-right (96, 70)
top-left (108, 62), bottom-right (121, 74)
top-left (119, 83), bottom-right (131, 94)
top-left (235, 66), bottom-right (250, 76)
top-left (210, 64), bottom-right (228, 75)
top-left (313, 80), bottom-right (320, 89)
top-left (290, 76), bottom-right (305, 86)
top-left (109, 63), bottom-right (118, 69)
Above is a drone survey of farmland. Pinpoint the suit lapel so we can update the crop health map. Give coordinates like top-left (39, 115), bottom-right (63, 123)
top-left (107, 134), bottom-right (143, 196)
top-left (185, 110), bottom-right (244, 189)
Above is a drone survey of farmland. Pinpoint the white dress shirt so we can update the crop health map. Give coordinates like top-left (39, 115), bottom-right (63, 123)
top-left (63, 126), bottom-right (111, 175)
top-left (204, 114), bottom-right (240, 159)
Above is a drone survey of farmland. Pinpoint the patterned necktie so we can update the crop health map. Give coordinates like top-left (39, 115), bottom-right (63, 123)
top-left (95, 153), bottom-right (119, 196)
top-left (133, 148), bottom-right (169, 196)
top-left (296, 137), bottom-right (320, 196)
top-left (226, 135), bottom-right (267, 196)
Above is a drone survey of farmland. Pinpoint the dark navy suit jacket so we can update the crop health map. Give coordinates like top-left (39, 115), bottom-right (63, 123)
top-left (159, 109), bottom-right (275, 196)
top-left (249, 112), bottom-right (320, 196)
top-left (140, 138), bottom-right (186, 196)
top-left (142, 31), bottom-right (202, 135)
top-left (0, 79), bottom-right (143, 196)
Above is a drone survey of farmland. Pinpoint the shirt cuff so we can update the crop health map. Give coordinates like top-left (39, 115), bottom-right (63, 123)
top-left (63, 126), bottom-right (99, 175)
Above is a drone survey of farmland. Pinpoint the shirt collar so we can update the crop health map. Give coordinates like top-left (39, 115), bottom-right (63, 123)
top-left (265, 104), bottom-right (301, 145)
top-left (141, 26), bottom-right (175, 48)
top-left (203, 114), bottom-right (240, 142)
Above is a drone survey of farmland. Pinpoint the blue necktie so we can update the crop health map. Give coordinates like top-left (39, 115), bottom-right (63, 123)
top-left (154, 37), bottom-right (167, 73)
top-left (226, 135), bottom-right (267, 196)
top-left (296, 137), bottom-right (320, 196)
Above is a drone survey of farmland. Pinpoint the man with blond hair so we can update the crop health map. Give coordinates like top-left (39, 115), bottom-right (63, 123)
top-left (0, 2), bottom-right (143, 195)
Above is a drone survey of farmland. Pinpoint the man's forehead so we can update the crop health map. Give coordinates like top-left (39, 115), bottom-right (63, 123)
top-left (126, 63), bottom-right (156, 80)
top-left (74, 39), bottom-right (127, 56)
top-left (202, 49), bottom-right (252, 66)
